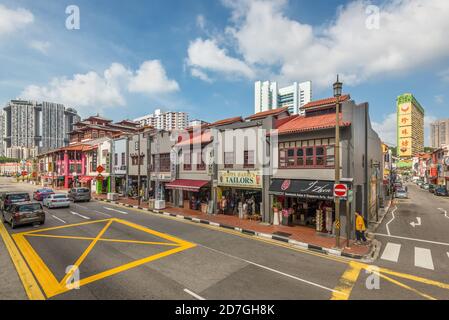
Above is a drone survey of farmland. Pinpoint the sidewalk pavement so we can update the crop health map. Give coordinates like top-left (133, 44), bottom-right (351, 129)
top-left (93, 193), bottom-right (376, 261)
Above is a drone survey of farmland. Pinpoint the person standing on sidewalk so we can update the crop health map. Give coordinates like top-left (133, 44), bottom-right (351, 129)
top-left (355, 211), bottom-right (367, 244)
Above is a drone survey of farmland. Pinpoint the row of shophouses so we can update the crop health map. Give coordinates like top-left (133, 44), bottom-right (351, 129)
top-left (414, 146), bottom-right (449, 189)
top-left (33, 95), bottom-right (384, 237)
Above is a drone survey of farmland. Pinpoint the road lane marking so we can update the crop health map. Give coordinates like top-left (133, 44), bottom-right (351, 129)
top-left (373, 271), bottom-right (436, 300)
top-left (374, 233), bottom-right (449, 247)
top-left (200, 244), bottom-right (343, 295)
top-left (0, 222), bottom-right (45, 300)
top-left (331, 261), bottom-right (363, 300)
top-left (447, 252), bottom-right (449, 258)
top-left (437, 208), bottom-right (448, 219)
top-left (380, 243), bottom-right (401, 262)
top-left (93, 210), bottom-right (112, 217)
top-left (184, 288), bottom-right (206, 300)
top-left (414, 247), bottom-right (434, 270)
top-left (103, 207), bottom-right (128, 214)
top-left (385, 206), bottom-right (397, 236)
top-left (50, 215), bottom-right (66, 224)
top-left (73, 203), bottom-right (89, 210)
top-left (70, 211), bottom-right (90, 220)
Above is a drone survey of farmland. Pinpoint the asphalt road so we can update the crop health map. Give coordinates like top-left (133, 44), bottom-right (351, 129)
top-left (1, 177), bottom-right (449, 300)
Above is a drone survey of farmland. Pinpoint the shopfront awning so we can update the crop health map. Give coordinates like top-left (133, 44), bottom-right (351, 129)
top-left (80, 176), bottom-right (93, 183)
top-left (165, 179), bottom-right (209, 192)
top-left (269, 179), bottom-right (334, 200)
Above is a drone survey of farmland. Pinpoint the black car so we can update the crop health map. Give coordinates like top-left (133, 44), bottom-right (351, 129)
top-left (0, 192), bottom-right (31, 212)
top-left (435, 187), bottom-right (449, 197)
top-left (429, 184), bottom-right (436, 193)
top-left (1, 201), bottom-right (45, 229)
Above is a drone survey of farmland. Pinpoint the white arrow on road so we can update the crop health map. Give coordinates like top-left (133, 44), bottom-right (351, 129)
top-left (410, 217), bottom-right (422, 228)
top-left (70, 211), bottom-right (90, 220)
top-left (103, 207), bottom-right (128, 214)
top-left (437, 208), bottom-right (449, 219)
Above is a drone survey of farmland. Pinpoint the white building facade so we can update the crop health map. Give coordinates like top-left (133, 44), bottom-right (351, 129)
top-left (134, 109), bottom-right (189, 131)
top-left (254, 81), bottom-right (312, 115)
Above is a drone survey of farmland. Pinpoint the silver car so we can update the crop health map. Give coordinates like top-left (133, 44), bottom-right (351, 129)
top-left (395, 188), bottom-right (408, 199)
top-left (43, 194), bottom-right (70, 209)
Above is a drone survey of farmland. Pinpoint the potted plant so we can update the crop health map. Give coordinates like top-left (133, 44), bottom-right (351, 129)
top-left (272, 199), bottom-right (282, 225)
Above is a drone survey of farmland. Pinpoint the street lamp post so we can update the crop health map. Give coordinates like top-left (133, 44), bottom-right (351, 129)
top-left (333, 75), bottom-right (343, 248)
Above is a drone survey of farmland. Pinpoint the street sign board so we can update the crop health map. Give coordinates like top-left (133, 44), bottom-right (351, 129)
top-left (334, 183), bottom-right (348, 198)
top-left (347, 189), bottom-right (353, 203)
top-left (96, 165), bottom-right (104, 174)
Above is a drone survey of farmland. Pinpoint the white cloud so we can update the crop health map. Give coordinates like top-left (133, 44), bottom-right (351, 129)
top-left (196, 14), bottom-right (206, 30)
top-left (128, 60), bottom-right (179, 94)
top-left (372, 113), bottom-right (397, 145)
top-left (438, 68), bottom-right (449, 83)
top-left (0, 4), bottom-right (34, 36)
top-left (191, 0), bottom-right (449, 87)
top-left (190, 68), bottom-right (213, 83)
top-left (29, 40), bottom-right (51, 54)
top-left (434, 94), bottom-right (444, 104)
top-left (20, 60), bottom-right (178, 114)
top-left (186, 38), bottom-right (254, 79)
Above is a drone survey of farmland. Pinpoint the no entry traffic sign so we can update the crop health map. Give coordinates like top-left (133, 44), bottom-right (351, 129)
top-left (334, 183), bottom-right (348, 198)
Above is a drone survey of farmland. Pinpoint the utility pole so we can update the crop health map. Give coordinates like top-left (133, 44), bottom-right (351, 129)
top-left (146, 128), bottom-right (151, 201)
top-left (137, 130), bottom-right (141, 206)
top-left (333, 75), bottom-right (343, 248)
top-left (110, 137), bottom-right (115, 193)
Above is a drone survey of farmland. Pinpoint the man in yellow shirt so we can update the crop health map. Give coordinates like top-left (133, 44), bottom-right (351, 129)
top-left (355, 211), bottom-right (367, 244)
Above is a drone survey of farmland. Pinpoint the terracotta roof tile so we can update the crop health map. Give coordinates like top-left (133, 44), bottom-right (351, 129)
top-left (303, 95), bottom-right (350, 109)
top-left (246, 107), bottom-right (289, 120)
top-left (275, 113), bottom-right (351, 135)
top-left (209, 116), bottom-right (243, 127)
top-left (176, 130), bottom-right (212, 147)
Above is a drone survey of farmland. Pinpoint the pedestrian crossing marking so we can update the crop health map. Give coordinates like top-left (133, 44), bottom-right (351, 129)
top-left (381, 243), bottom-right (401, 262)
top-left (414, 247), bottom-right (434, 270)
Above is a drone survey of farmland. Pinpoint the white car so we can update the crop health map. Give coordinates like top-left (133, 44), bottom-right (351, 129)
top-left (43, 194), bottom-right (70, 209)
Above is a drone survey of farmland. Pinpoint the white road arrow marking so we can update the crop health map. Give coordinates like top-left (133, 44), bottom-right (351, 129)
top-left (51, 215), bottom-right (66, 224)
top-left (103, 207), bottom-right (128, 214)
top-left (410, 217), bottom-right (422, 228)
top-left (437, 208), bottom-right (449, 219)
top-left (70, 211), bottom-right (90, 220)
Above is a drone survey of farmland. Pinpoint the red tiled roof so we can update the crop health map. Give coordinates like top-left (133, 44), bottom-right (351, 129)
top-left (209, 116), bottom-right (243, 127)
top-left (246, 107), bottom-right (289, 120)
top-left (275, 113), bottom-right (351, 135)
top-left (176, 130), bottom-right (212, 147)
top-left (303, 95), bottom-right (350, 109)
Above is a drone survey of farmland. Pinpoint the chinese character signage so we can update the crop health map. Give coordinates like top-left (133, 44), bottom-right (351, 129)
top-left (397, 101), bottom-right (413, 158)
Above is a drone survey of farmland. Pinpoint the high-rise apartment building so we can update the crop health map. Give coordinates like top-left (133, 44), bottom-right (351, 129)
top-left (397, 93), bottom-right (425, 160)
top-left (3, 99), bottom-right (81, 159)
top-left (0, 110), bottom-right (5, 157)
top-left (254, 80), bottom-right (312, 115)
top-left (430, 119), bottom-right (449, 148)
top-left (134, 109), bottom-right (189, 131)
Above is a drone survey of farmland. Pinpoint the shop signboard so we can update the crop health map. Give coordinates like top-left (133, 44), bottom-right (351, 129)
top-left (397, 96), bottom-right (413, 158)
top-left (269, 179), bottom-right (334, 200)
top-left (218, 170), bottom-right (262, 189)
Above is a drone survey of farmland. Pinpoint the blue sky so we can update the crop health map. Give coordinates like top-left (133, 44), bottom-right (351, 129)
top-left (1, 0), bottom-right (448, 146)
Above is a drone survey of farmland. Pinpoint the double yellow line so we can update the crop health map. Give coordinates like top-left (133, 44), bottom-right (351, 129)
top-left (0, 222), bottom-right (45, 300)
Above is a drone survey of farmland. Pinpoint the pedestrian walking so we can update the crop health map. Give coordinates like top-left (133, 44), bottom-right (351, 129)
top-left (355, 211), bottom-right (367, 244)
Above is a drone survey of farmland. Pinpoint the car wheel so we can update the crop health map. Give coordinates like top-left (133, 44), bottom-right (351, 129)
top-left (40, 219), bottom-right (45, 225)
top-left (10, 219), bottom-right (16, 229)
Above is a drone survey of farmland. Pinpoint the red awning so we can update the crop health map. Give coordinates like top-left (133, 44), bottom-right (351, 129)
top-left (165, 179), bottom-right (209, 192)
top-left (80, 176), bottom-right (93, 183)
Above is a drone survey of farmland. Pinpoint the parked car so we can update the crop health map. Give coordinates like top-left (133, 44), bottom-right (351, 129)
top-left (68, 188), bottom-right (91, 202)
top-left (435, 187), bottom-right (449, 197)
top-left (395, 188), bottom-right (408, 199)
top-left (33, 188), bottom-right (55, 201)
top-left (429, 184), bottom-right (436, 193)
top-left (43, 194), bottom-right (70, 209)
top-left (417, 180), bottom-right (424, 186)
top-left (0, 192), bottom-right (30, 212)
top-left (421, 183), bottom-right (430, 190)
top-left (1, 201), bottom-right (45, 229)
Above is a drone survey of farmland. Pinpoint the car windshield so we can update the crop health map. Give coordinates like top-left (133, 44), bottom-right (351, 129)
top-left (18, 203), bottom-right (42, 212)
top-left (9, 194), bottom-right (29, 201)
top-left (41, 189), bottom-right (53, 193)
top-left (54, 195), bottom-right (68, 199)
top-left (397, 189), bottom-right (406, 193)
top-left (77, 188), bottom-right (90, 193)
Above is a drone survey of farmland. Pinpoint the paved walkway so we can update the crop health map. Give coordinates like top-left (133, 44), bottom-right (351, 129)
top-left (93, 193), bottom-right (371, 256)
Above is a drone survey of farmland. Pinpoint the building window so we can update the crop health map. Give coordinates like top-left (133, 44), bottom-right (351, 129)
top-left (121, 152), bottom-right (126, 166)
top-left (183, 152), bottom-right (191, 171)
top-left (224, 152), bottom-right (234, 168)
top-left (244, 150), bottom-right (255, 168)
top-left (279, 140), bottom-right (335, 169)
top-left (196, 153), bottom-right (206, 171)
top-left (114, 153), bottom-right (118, 166)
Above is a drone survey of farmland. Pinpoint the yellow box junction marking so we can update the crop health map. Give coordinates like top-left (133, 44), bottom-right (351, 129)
top-left (12, 218), bottom-right (196, 298)
top-left (0, 221), bottom-right (45, 300)
top-left (331, 261), bottom-right (363, 300)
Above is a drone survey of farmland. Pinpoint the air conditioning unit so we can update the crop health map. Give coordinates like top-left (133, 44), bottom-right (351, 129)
top-left (154, 200), bottom-right (165, 210)
top-left (107, 193), bottom-right (119, 201)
